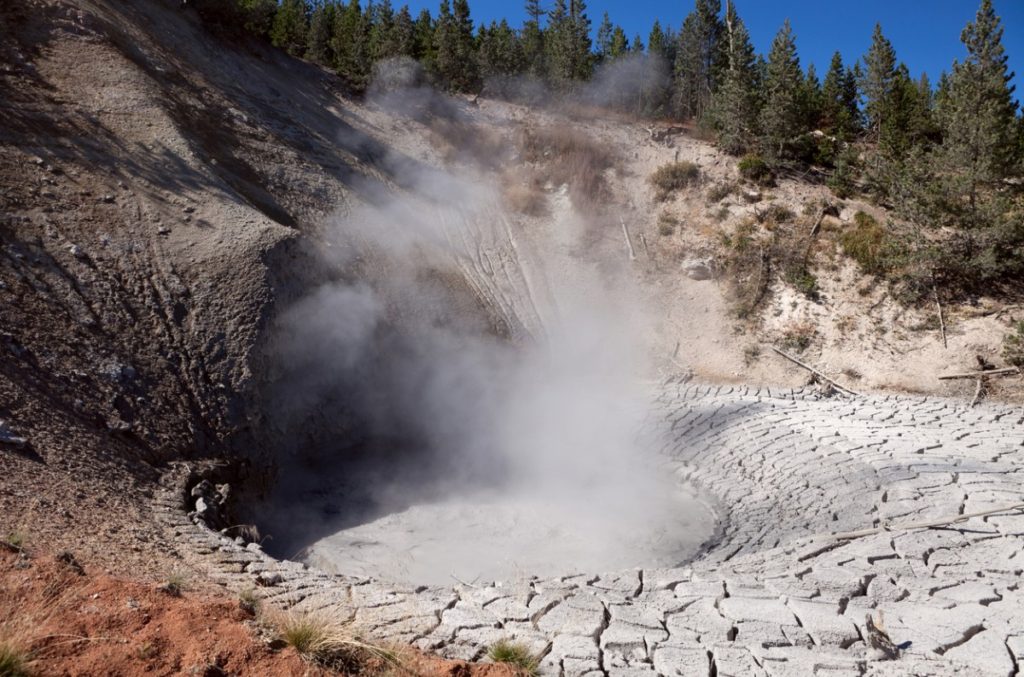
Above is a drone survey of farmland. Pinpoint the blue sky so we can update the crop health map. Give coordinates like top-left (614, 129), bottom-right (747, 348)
top-left (400, 0), bottom-right (1023, 101)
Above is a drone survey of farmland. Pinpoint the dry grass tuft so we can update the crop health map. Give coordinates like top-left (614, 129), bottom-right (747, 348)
top-left (271, 609), bottom-right (396, 672)
top-left (487, 639), bottom-right (540, 677)
top-left (158, 572), bottom-right (188, 598)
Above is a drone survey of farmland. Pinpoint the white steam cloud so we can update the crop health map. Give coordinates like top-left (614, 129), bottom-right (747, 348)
top-left (254, 75), bottom-right (712, 584)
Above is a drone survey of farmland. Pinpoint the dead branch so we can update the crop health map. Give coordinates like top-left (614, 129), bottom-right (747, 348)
top-left (969, 378), bottom-right (984, 407)
top-left (816, 501), bottom-right (1024, 542)
top-left (933, 285), bottom-right (947, 349)
top-left (938, 367), bottom-right (1020, 380)
top-left (620, 216), bottom-right (636, 261)
top-left (802, 207), bottom-right (826, 260)
top-left (770, 346), bottom-right (861, 397)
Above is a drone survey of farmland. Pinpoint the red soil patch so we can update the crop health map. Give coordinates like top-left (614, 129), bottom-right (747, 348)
top-left (0, 548), bottom-right (516, 677)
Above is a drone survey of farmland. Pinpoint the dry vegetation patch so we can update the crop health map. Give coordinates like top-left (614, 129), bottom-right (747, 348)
top-left (518, 124), bottom-right (615, 212)
top-left (649, 161), bottom-right (701, 201)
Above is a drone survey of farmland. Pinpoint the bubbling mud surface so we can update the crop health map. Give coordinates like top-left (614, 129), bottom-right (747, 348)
top-left (301, 482), bottom-right (717, 586)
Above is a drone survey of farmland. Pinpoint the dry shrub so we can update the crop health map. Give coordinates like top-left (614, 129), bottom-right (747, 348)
top-left (649, 161), bottom-right (700, 201)
top-left (706, 181), bottom-right (734, 203)
top-left (657, 211), bottom-right (679, 236)
top-left (719, 216), bottom-right (816, 318)
top-left (780, 320), bottom-right (817, 352)
top-left (1004, 320), bottom-right (1024, 368)
top-left (756, 202), bottom-right (795, 226)
top-left (517, 125), bottom-right (614, 212)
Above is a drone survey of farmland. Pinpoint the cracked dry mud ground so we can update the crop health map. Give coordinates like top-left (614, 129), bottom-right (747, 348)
top-left (163, 385), bottom-right (1024, 677)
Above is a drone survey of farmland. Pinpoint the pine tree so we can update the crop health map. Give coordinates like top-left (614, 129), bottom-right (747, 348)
top-left (393, 5), bottom-right (417, 57)
top-left (648, 20), bottom-right (669, 60)
top-left (412, 8), bottom-right (435, 64)
top-left (522, 0), bottom-right (546, 77)
top-left (673, 0), bottom-right (725, 122)
top-left (568, 0), bottom-right (593, 80)
top-left (707, 0), bottom-right (758, 154)
top-left (860, 23), bottom-right (897, 139)
top-left (332, 0), bottom-right (372, 91)
top-left (546, 0), bottom-right (591, 86)
top-left (609, 25), bottom-right (629, 60)
top-left (596, 12), bottom-right (613, 62)
top-left (800, 62), bottom-right (822, 130)
top-left (758, 20), bottom-right (803, 162)
top-left (434, 0), bottom-right (479, 92)
top-left (306, 1), bottom-right (338, 65)
top-left (271, 0), bottom-right (309, 57)
top-left (369, 0), bottom-right (399, 61)
top-left (878, 64), bottom-right (932, 157)
top-left (238, 0), bottom-right (278, 38)
top-left (820, 52), bottom-right (860, 140)
top-left (478, 19), bottom-right (525, 80)
top-left (937, 0), bottom-right (1020, 201)
top-left (631, 34), bottom-right (644, 53)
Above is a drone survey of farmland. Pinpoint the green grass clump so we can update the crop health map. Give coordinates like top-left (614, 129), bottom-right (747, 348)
top-left (0, 642), bottom-right (31, 677)
top-left (737, 153), bottom-right (774, 186)
top-left (840, 211), bottom-right (888, 276)
top-left (649, 161), bottom-right (701, 201)
top-left (488, 639), bottom-right (540, 677)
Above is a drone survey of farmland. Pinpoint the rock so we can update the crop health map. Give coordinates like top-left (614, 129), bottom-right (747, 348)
top-left (67, 244), bottom-right (84, 258)
top-left (191, 480), bottom-right (213, 498)
top-left (99, 194), bottom-right (115, 203)
top-left (681, 259), bottom-right (713, 281)
top-left (0, 420), bottom-right (27, 447)
top-left (742, 189), bottom-right (762, 203)
top-left (56, 551), bottom-right (85, 576)
top-left (255, 572), bottom-right (283, 587)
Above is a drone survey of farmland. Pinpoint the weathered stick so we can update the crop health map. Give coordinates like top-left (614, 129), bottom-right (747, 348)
top-left (770, 346), bottom-right (861, 397)
top-left (620, 216), bottom-right (636, 261)
top-left (938, 367), bottom-right (1020, 380)
top-left (639, 232), bottom-right (650, 259)
top-left (934, 285), bottom-right (947, 349)
top-left (969, 378), bottom-right (984, 407)
top-left (818, 502), bottom-right (1024, 542)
